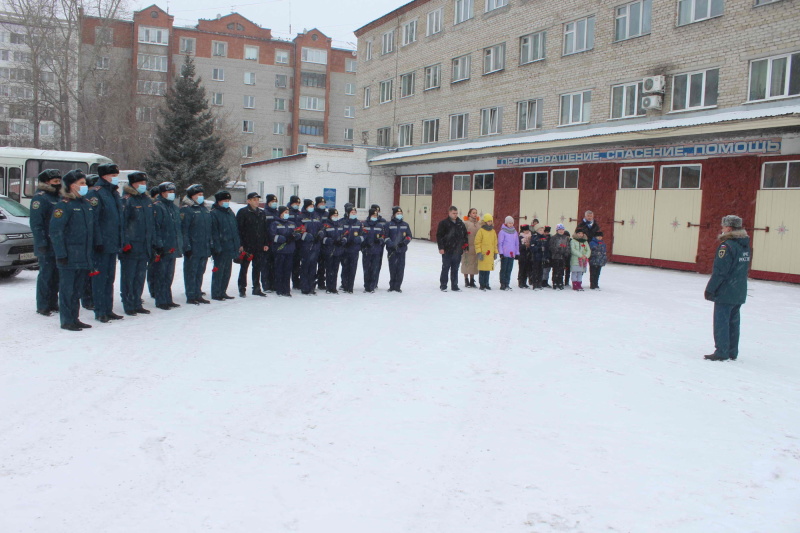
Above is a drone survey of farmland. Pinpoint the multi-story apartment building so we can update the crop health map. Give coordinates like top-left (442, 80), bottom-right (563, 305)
top-left (354, 0), bottom-right (800, 282)
top-left (79, 5), bottom-right (357, 179)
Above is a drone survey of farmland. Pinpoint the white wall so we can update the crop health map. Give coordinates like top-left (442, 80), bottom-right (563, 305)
top-left (243, 146), bottom-right (394, 212)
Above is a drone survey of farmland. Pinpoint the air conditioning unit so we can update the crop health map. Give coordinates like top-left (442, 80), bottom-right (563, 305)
top-left (642, 75), bottom-right (666, 94)
top-left (642, 95), bottom-right (663, 110)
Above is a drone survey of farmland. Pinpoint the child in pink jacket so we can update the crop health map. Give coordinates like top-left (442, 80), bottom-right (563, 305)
top-left (497, 216), bottom-right (520, 291)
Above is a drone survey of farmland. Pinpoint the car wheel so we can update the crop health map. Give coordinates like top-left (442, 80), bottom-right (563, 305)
top-left (0, 269), bottom-right (21, 279)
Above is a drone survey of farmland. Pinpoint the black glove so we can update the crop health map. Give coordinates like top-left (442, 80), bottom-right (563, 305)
top-left (57, 257), bottom-right (68, 266)
top-left (154, 246), bottom-right (164, 256)
top-left (94, 244), bottom-right (104, 253)
top-left (38, 246), bottom-right (48, 255)
top-left (704, 291), bottom-right (714, 301)
top-left (184, 250), bottom-right (193, 258)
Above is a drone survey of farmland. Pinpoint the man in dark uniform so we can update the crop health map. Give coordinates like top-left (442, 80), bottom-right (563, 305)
top-left (80, 174), bottom-right (100, 311)
top-left (314, 196), bottom-right (328, 290)
top-left (270, 205), bottom-right (298, 297)
top-left (181, 183), bottom-right (213, 304)
top-left (152, 182), bottom-right (183, 310)
top-left (298, 198), bottom-right (323, 295)
top-left (49, 170), bottom-right (95, 331)
top-left (147, 185), bottom-right (162, 299)
top-left (84, 163), bottom-right (125, 323)
top-left (385, 206), bottom-right (412, 292)
top-left (120, 171), bottom-right (155, 315)
top-left (704, 215), bottom-right (751, 361)
top-left (236, 192), bottom-right (269, 297)
top-left (209, 190), bottom-right (241, 301)
top-left (30, 169), bottom-right (62, 316)
top-left (263, 193), bottom-right (279, 293)
top-left (287, 195), bottom-right (303, 289)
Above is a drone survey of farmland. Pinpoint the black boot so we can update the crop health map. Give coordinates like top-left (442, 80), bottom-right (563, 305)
top-left (239, 288), bottom-right (246, 297)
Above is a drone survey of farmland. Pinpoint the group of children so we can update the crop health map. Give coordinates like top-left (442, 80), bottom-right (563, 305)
top-left (462, 212), bottom-right (608, 291)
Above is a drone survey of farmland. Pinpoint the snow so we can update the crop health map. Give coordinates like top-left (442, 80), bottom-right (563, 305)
top-left (1, 240), bottom-right (799, 532)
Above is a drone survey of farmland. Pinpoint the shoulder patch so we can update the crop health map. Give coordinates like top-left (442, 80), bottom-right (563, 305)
top-left (31, 201), bottom-right (40, 209)
top-left (89, 197), bottom-right (99, 206)
top-left (54, 208), bottom-right (63, 218)
top-left (718, 248), bottom-right (726, 259)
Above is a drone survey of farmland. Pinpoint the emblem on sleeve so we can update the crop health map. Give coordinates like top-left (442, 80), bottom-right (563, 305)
top-left (31, 201), bottom-right (40, 209)
top-left (89, 197), bottom-right (99, 206)
top-left (718, 248), bottom-right (726, 259)
top-left (54, 208), bottom-right (63, 218)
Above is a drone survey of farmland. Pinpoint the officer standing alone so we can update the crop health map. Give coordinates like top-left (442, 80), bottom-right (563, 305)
top-left (30, 169), bottom-right (62, 316)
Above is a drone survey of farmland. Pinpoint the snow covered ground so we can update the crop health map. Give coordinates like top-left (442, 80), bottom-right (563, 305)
top-left (1, 240), bottom-right (799, 533)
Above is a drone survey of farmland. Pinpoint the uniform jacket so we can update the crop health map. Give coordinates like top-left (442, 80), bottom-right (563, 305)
top-left (210, 203), bottom-right (241, 259)
top-left (589, 238), bottom-right (607, 267)
top-left (181, 197), bottom-right (213, 257)
top-left (84, 178), bottom-right (124, 253)
top-left (385, 217), bottom-right (412, 253)
top-left (705, 229), bottom-right (751, 305)
top-left (531, 234), bottom-right (551, 263)
top-left (49, 190), bottom-right (95, 270)
top-left (236, 205), bottom-right (268, 253)
top-left (122, 185), bottom-right (156, 257)
top-left (154, 196), bottom-right (183, 258)
top-left (269, 217), bottom-right (298, 255)
top-left (549, 233), bottom-right (571, 260)
top-left (320, 217), bottom-right (346, 257)
top-left (436, 217), bottom-right (468, 254)
top-left (474, 224), bottom-right (498, 272)
top-left (570, 237), bottom-right (591, 271)
top-left (30, 183), bottom-right (60, 257)
top-left (298, 209), bottom-right (323, 253)
top-left (288, 205), bottom-right (303, 226)
top-left (498, 226), bottom-right (520, 258)
top-left (341, 217), bottom-right (365, 254)
top-left (362, 217), bottom-right (387, 255)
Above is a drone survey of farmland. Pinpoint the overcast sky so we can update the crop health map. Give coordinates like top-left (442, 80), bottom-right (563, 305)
top-left (130, 0), bottom-right (404, 48)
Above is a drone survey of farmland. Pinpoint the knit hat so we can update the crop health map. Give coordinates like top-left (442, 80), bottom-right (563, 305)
top-left (556, 224), bottom-right (565, 230)
top-left (371, 203), bottom-right (380, 211)
top-left (149, 186), bottom-right (160, 198)
top-left (266, 194), bottom-right (277, 204)
top-left (368, 207), bottom-right (378, 218)
top-left (483, 213), bottom-right (493, 222)
top-left (344, 202), bottom-right (354, 214)
top-left (303, 198), bottom-right (314, 209)
top-left (97, 163), bottom-right (119, 177)
top-left (595, 231), bottom-right (604, 237)
top-left (37, 169), bottom-right (61, 182)
top-left (520, 225), bottom-right (530, 232)
top-left (127, 171), bottom-right (147, 185)
top-left (315, 196), bottom-right (325, 205)
top-left (392, 206), bottom-right (402, 215)
top-left (278, 205), bottom-right (289, 215)
top-left (86, 174), bottom-right (100, 188)
top-left (504, 216), bottom-right (514, 225)
top-left (544, 226), bottom-right (551, 233)
top-left (328, 208), bottom-right (338, 218)
top-left (721, 215), bottom-right (743, 229)
top-left (289, 195), bottom-right (301, 206)
top-left (159, 182), bottom-right (176, 193)
top-left (186, 183), bottom-right (204, 198)
top-left (214, 190), bottom-right (231, 202)
top-left (62, 169), bottom-right (86, 190)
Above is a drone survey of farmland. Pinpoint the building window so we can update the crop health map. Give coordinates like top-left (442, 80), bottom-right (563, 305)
top-left (242, 145), bottom-right (253, 158)
top-left (344, 128), bottom-right (354, 141)
top-left (424, 64), bottom-right (441, 90)
top-left (453, 174), bottom-right (470, 190)
top-left (212, 68), bottom-right (224, 81)
top-left (244, 95), bottom-right (255, 108)
top-left (275, 49), bottom-right (289, 64)
top-left (563, 16), bottom-right (595, 55)
top-left (382, 30), bottom-right (395, 55)
top-left (520, 31), bottom-right (546, 65)
top-left (299, 96), bottom-right (325, 111)
top-left (672, 68), bottom-right (718, 111)
top-left (474, 173), bottom-right (494, 190)
top-left (301, 71), bottom-right (326, 88)
top-left (417, 176), bottom-right (433, 195)
top-left (345, 106), bottom-right (355, 118)
top-left (9, 122), bottom-right (32, 134)
top-left (486, 0), bottom-right (508, 12)
top-left (40, 123), bottom-right (55, 136)
top-left (517, 98), bottom-right (543, 130)
top-left (95, 26), bottom-right (113, 44)
top-left (398, 123), bottom-right (413, 147)
top-left (401, 176), bottom-right (417, 195)
top-left (377, 127), bottom-right (391, 147)
top-left (480, 106), bottom-right (502, 135)
top-left (449, 113), bottom-right (468, 140)
top-left (275, 74), bottom-right (288, 88)
top-left (660, 165), bottom-right (701, 188)
top-left (754, 0), bottom-right (781, 5)
top-left (619, 166), bottom-right (655, 188)
top-left (244, 72), bottom-right (256, 85)
top-left (364, 86), bottom-right (371, 108)
top-left (615, 0), bottom-right (652, 41)
top-left (212, 41), bottom-right (227, 57)
top-left (523, 171), bottom-right (548, 190)
top-left (138, 26), bottom-right (168, 45)
top-left (365, 40), bottom-right (373, 61)
top-left (452, 54), bottom-right (471, 82)
top-left (611, 81), bottom-right (645, 118)
top-left (273, 122), bottom-right (285, 134)
top-left (678, 0), bottom-right (724, 25)
top-left (298, 120), bottom-right (324, 137)
top-left (454, 0), bottom-right (474, 24)
top-left (748, 52), bottom-right (800, 102)
top-left (349, 187), bottom-right (367, 209)
top-left (211, 92), bottom-right (224, 106)
top-left (483, 43), bottom-right (505, 74)
top-left (244, 45), bottom-right (259, 60)
top-left (136, 106), bottom-right (156, 122)
top-left (427, 8), bottom-right (443, 35)
top-left (560, 90), bottom-right (591, 125)
top-left (96, 81), bottom-right (108, 96)
top-left (345, 82), bottom-right (355, 95)
top-left (402, 20), bottom-right (417, 46)
top-left (272, 148), bottom-right (284, 158)
top-left (301, 47), bottom-right (327, 64)
top-left (180, 37), bottom-right (195, 54)
top-left (274, 98), bottom-right (287, 111)
top-left (400, 72), bottom-right (415, 97)
top-left (422, 118), bottom-right (439, 144)
top-left (379, 79), bottom-right (393, 103)
top-left (96, 56), bottom-right (110, 70)
top-left (552, 169), bottom-right (579, 189)
top-left (137, 54), bottom-right (168, 72)
top-left (762, 161), bottom-right (800, 189)
top-left (242, 120), bottom-right (255, 133)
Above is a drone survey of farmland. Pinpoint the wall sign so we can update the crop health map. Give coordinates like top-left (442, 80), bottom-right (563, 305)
top-left (497, 138), bottom-right (782, 167)
top-left (323, 187), bottom-right (336, 209)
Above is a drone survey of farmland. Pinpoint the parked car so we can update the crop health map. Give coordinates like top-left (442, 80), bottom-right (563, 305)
top-left (0, 194), bottom-right (36, 277)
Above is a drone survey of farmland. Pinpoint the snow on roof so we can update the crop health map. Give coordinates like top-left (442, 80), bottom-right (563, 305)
top-left (369, 104), bottom-right (800, 163)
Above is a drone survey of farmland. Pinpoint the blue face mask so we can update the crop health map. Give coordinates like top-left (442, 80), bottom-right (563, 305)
top-left (136, 184), bottom-right (147, 194)
top-left (349, 214), bottom-right (357, 220)
top-left (269, 202), bottom-right (277, 209)
top-left (396, 214), bottom-right (403, 220)
top-left (281, 213), bottom-right (289, 220)
top-left (110, 176), bottom-right (119, 186)
top-left (196, 196), bottom-right (204, 205)
top-left (222, 202), bottom-right (230, 209)
top-left (307, 206), bottom-right (315, 212)
top-left (166, 192), bottom-right (175, 201)
top-left (331, 216), bottom-right (339, 222)
top-left (370, 217), bottom-right (377, 222)
top-left (317, 204), bottom-right (326, 210)
top-left (78, 185), bottom-right (89, 196)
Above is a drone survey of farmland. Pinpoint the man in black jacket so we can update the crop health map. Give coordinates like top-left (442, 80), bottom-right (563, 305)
top-left (236, 192), bottom-right (269, 297)
top-left (436, 206), bottom-right (468, 292)
top-left (576, 210), bottom-right (601, 242)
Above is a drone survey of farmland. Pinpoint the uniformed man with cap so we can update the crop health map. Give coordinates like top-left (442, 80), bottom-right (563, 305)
top-left (263, 193), bottom-right (280, 292)
top-left (181, 184), bottom-right (213, 304)
top-left (236, 191), bottom-right (269, 297)
top-left (385, 206), bottom-right (412, 292)
top-left (30, 169), bottom-right (62, 316)
top-left (209, 190), bottom-right (241, 300)
top-left (49, 170), bottom-right (96, 331)
top-left (313, 196), bottom-right (328, 290)
top-left (84, 163), bottom-right (125, 323)
top-left (120, 171), bottom-right (155, 315)
top-left (287, 195), bottom-right (303, 289)
top-left (147, 185), bottom-right (163, 300)
top-left (704, 215), bottom-right (751, 361)
top-left (152, 182), bottom-right (183, 310)
top-left (80, 174), bottom-right (100, 311)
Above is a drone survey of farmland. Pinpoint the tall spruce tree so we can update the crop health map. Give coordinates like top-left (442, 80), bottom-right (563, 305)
top-left (144, 55), bottom-right (226, 196)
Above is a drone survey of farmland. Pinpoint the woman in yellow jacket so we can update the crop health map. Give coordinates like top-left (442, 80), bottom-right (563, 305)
top-left (473, 213), bottom-right (498, 290)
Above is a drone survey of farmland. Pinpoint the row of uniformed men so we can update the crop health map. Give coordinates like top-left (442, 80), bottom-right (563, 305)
top-left (29, 164), bottom-right (413, 331)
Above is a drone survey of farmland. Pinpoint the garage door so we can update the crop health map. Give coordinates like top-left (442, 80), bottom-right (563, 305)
top-left (752, 161), bottom-right (800, 275)
top-left (650, 165), bottom-right (703, 263)
top-left (613, 167), bottom-right (656, 259)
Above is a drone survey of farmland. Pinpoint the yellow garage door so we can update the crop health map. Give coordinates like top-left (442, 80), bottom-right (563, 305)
top-left (613, 190), bottom-right (656, 259)
top-left (520, 171), bottom-right (549, 227)
top-left (752, 190), bottom-right (800, 275)
top-left (547, 189), bottom-right (579, 230)
top-left (399, 175), bottom-right (417, 234)
top-left (651, 190), bottom-right (703, 263)
top-left (414, 195), bottom-right (432, 239)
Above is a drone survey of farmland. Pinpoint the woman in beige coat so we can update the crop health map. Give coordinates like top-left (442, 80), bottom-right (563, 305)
top-left (461, 208), bottom-right (481, 288)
